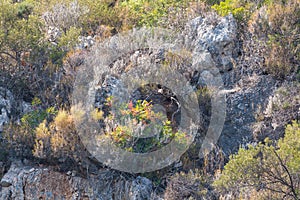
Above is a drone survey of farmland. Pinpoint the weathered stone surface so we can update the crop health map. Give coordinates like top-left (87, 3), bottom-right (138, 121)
top-left (78, 35), bottom-right (96, 49)
top-left (0, 87), bottom-right (14, 132)
top-left (252, 82), bottom-right (300, 141)
top-left (0, 162), bottom-right (156, 200)
top-left (0, 12), bottom-right (294, 199)
top-left (185, 13), bottom-right (238, 72)
top-left (218, 75), bottom-right (277, 154)
top-left (20, 101), bottom-right (32, 114)
top-left (130, 176), bottom-right (153, 200)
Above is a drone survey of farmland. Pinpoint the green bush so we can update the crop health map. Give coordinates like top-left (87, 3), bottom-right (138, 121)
top-left (21, 97), bottom-right (57, 131)
top-left (58, 26), bottom-right (82, 49)
top-left (33, 109), bottom-right (79, 160)
top-left (79, 0), bottom-right (121, 33)
top-left (3, 98), bottom-right (57, 158)
top-left (119, 0), bottom-right (192, 28)
top-left (0, 1), bottom-right (44, 65)
top-left (103, 99), bottom-right (187, 153)
top-left (212, 0), bottom-right (254, 21)
top-left (16, 0), bottom-right (34, 19)
top-left (214, 121), bottom-right (300, 199)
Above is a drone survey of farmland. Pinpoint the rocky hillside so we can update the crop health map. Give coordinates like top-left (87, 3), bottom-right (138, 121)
top-left (0, 0), bottom-right (299, 199)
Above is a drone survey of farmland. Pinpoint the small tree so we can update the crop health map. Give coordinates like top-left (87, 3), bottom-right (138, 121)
top-left (214, 121), bottom-right (300, 199)
top-left (0, 0), bottom-right (44, 67)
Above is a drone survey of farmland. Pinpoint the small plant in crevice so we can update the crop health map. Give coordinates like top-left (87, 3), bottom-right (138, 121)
top-left (100, 98), bottom-right (188, 153)
top-left (33, 108), bottom-right (82, 161)
top-left (3, 97), bottom-right (57, 157)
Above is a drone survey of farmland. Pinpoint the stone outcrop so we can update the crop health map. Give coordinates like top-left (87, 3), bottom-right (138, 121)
top-left (219, 74), bottom-right (277, 154)
top-left (1, 12), bottom-right (295, 199)
top-left (185, 13), bottom-right (238, 72)
top-left (0, 162), bottom-right (156, 200)
top-left (0, 88), bottom-right (14, 133)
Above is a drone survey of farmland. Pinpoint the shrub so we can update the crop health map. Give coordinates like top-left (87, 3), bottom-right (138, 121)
top-left (58, 26), bottom-right (82, 50)
top-left (33, 120), bottom-right (51, 158)
top-left (160, 1), bottom-right (209, 31)
top-left (103, 99), bottom-right (187, 153)
top-left (119, 0), bottom-right (193, 28)
top-left (264, 38), bottom-right (293, 79)
top-left (21, 98), bottom-right (57, 130)
top-left (33, 109), bottom-right (80, 160)
top-left (212, 0), bottom-right (254, 21)
top-left (214, 121), bottom-right (300, 199)
top-left (3, 98), bottom-right (57, 157)
top-left (0, 0), bottom-right (44, 67)
top-left (264, 1), bottom-right (300, 79)
top-left (16, 0), bottom-right (34, 19)
top-left (42, 0), bottom-right (87, 34)
top-left (5, 97), bottom-right (54, 137)
top-left (247, 0), bottom-right (300, 79)
top-left (79, 0), bottom-right (121, 33)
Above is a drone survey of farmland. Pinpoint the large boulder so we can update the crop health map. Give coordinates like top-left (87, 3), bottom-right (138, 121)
top-left (185, 13), bottom-right (238, 72)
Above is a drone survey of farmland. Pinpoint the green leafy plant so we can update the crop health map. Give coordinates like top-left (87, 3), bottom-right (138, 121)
top-left (0, 1), bottom-right (43, 66)
top-left (212, 0), bottom-right (254, 21)
top-left (214, 121), bottom-right (300, 199)
top-left (21, 97), bottom-right (57, 131)
top-left (119, 0), bottom-right (192, 28)
top-left (16, 0), bottom-right (34, 19)
top-left (58, 26), bottom-right (82, 49)
top-left (103, 99), bottom-right (187, 153)
top-left (2, 97), bottom-right (58, 158)
top-left (79, 0), bottom-right (121, 33)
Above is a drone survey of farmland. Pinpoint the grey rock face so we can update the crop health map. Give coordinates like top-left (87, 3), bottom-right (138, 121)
top-left (20, 101), bottom-right (32, 114)
top-left (78, 35), bottom-right (96, 49)
top-left (130, 176), bottom-right (153, 200)
top-left (218, 75), bottom-right (277, 154)
top-left (186, 13), bottom-right (238, 72)
top-left (0, 88), bottom-right (14, 132)
top-left (253, 82), bottom-right (300, 141)
top-left (183, 13), bottom-right (285, 155)
top-left (0, 12), bottom-right (289, 199)
top-left (46, 26), bottom-right (61, 43)
top-left (0, 162), bottom-right (155, 200)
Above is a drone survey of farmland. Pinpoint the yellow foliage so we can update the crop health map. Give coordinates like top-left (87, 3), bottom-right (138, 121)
top-left (35, 120), bottom-right (50, 139)
top-left (53, 110), bottom-right (73, 131)
top-left (70, 104), bottom-right (85, 124)
top-left (50, 132), bottom-right (67, 153)
top-left (91, 108), bottom-right (104, 121)
top-left (33, 120), bottom-right (51, 158)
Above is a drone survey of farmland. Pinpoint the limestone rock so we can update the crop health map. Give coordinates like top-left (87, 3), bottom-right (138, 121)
top-left (0, 162), bottom-right (156, 200)
top-left (186, 13), bottom-right (238, 72)
top-left (0, 88), bottom-right (14, 132)
top-left (130, 176), bottom-right (153, 200)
